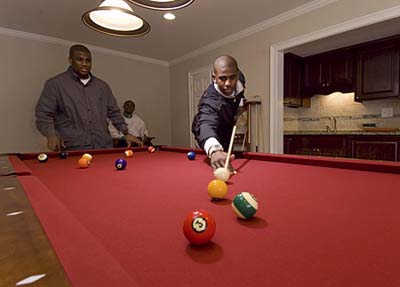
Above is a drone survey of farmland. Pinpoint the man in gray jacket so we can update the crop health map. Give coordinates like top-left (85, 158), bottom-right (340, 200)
top-left (36, 44), bottom-right (142, 151)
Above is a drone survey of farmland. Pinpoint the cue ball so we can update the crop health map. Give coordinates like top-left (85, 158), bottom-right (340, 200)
top-left (207, 179), bottom-right (228, 199)
top-left (37, 153), bottom-right (48, 163)
top-left (187, 151), bottom-right (196, 160)
top-left (213, 167), bottom-right (230, 182)
top-left (124, 150), bottom-right (134, 158)
top-left (59, 151), bottom-right (68, 159)
top-left (78, 157), bottom-right (90, 168)
top-left (232, 192), bottom-right (259, 219)
top-left (183, 210), bottom-right (216, 245)
top-left (115, 158), bottom-right (127, 170)
top-left (148, 146), bottom-right (156, 153)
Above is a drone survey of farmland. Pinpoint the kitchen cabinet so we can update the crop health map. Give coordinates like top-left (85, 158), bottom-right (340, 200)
top-left (284, 53), bottom-right (310, 107)
top-left (284, 134), bottom-right (400, 162)
top-left (349, 135), bottom-right (399, 161)
top-left (355, 37), bottom-right (400, 101)
top-left (304, 50), bottom-right (355, 95)
top-left (284, 135), bottom-right (347, 158)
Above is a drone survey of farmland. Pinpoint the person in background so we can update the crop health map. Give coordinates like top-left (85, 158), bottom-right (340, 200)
top-left (35, 44), bottom-right (142, 151)
top-left (109, 100), bottom-right (148, 147)
top-left (192, 55), bottom-right (246, 170)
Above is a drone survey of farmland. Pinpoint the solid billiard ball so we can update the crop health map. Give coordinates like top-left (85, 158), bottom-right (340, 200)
top-left (213, 167), bottom-right (230, 182)
top-left (148, 146), bottom-right (156, 153)
top-left (183, 210), bottom-right (216, 245)
top-left (232, 192), bottom-right (259, 219)
top-left (81, 153), bottom-right (93, 164)
top-left (207, 179), bottom-right (228, 199)
top-left (124, 150), bottom-right (134, 158)
top-left (37, 153), bottom-right (48, 163)
top-left (187, 151), bottom-right (196, 160)
top-left (78, 157), bottom-right (90, 169)
top-left (59, 151), bottom-right (68, 159)
top-left (115, 158), bottom-right (127, 170)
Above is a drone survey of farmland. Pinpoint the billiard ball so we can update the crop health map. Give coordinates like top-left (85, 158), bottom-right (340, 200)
top-left (59, 151), bottom-right (68, 159)
top-left (115, 158), bottom-right (127, 170)
top-left (37, 153), bottom-right (48, 163)
top-left (187, 151), bottom-right (196, 160)
top-left (183, 210), bottom-right (216, 245)
top-left (213, 167), bottom-right (230, 182)
top-left (207, 179), bottom-right (228, 199)
top-left (232, 192), bottom-right (259, 219)
top-left (148, 146), bottom-right (156, 153)
top-left (78, 157), bottom-right (90, 169)
top-left (124, 150), bottom-right (134, 158)
top-left (81, 153), bottom-right (93, 164)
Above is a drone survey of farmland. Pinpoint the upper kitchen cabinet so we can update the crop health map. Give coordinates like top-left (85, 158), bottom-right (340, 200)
top-left (304, 50), bottom-right (355, 96)
top-left (355, 37), bottom-right (400, 101)
top-left (284, 53), bottom-right (309, 107)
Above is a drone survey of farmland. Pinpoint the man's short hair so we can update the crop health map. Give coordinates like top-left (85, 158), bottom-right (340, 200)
top-left (69, 45), bottom-right (91, 57)
top-left (124, 100), bottom-right (135, 106)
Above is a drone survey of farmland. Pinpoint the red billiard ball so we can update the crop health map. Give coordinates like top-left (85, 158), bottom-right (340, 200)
top-left (183, 210), bottom-right (216, 245)
top-left (148, 146), bottom-right (156, 153)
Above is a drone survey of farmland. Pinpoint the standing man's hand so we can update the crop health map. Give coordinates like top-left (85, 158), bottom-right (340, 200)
top-left (125, 134), bottom-right (143, 147)
top-left (210, 151), bottom-right (235, 172)
top-left (46, 135), bottom-right (65, 151)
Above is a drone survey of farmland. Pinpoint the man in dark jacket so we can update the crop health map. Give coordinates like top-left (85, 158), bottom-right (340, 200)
top-left (36, 44), bottom-right (142, 151)
top-left (192, 55), bottom-right (245, 169)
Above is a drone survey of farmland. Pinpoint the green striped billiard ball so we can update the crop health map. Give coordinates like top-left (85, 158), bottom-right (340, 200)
top-left (232, 192), bottom-right (258, 219)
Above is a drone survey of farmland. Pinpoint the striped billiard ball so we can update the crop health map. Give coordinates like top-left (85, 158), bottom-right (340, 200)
top-left (232, 192), bottom-right (258, 219)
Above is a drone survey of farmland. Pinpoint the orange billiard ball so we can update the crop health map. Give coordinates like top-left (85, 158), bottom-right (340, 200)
top-left (207, 179), bottom-right (228, 199)
top-left (183, 210), bottom-right (216, 245)
top-left (148, 146), bottom-right (156, 153)
top-left (124, 150), bottom-right (134, 158)
top-left (78, 157), bottom-right (90, 169)
top-left (81, 153), bottom-right (93, 164)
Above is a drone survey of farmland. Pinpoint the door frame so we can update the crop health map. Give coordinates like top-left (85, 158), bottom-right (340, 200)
top-left (269, 5), bottom-right (400, 153)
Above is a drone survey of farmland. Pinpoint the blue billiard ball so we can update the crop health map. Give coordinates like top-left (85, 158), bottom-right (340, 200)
top-left (187, 151), bottom-right (196, 160)
top-left (59, 151), bottom-right (68, 159)
top-left (115, 158), bottom-right (127, 170)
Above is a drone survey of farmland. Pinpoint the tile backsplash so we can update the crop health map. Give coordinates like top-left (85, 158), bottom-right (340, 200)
top-left (284, 92), bottom-right (400, 131)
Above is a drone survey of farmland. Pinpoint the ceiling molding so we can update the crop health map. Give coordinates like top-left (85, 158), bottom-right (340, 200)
top-left (0, 27), bottom-right (169, 67)
top-left (169, 0), bottom-right (338, 66)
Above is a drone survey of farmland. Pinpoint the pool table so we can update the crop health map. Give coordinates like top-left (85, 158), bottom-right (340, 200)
top-left (1, 146), bottom-right (400, 287)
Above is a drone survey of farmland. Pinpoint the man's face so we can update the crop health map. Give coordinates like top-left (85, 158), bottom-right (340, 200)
top-left (213, 66), bottom-right (239, 96)
top-left (69, 51), bottom-right (91, 79)
top-left (124, 102), bottom-right (135, 114)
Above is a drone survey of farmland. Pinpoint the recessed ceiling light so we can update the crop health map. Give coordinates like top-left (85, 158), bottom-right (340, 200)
top-left (127, 0), bottom-right (194, 10)
top-left (82, 0), bottom-right (150, 37)
top-left (163, 13), bottom-right (176, 20)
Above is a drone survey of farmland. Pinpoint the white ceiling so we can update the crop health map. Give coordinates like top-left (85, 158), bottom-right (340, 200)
top-left (0, 0), bottom-right (315, 62)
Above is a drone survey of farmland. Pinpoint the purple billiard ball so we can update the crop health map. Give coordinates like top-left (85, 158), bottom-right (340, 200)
top-left (59, 151), bottom-right (68, 159)
top-left (187, 151), bottom-right (196, 160)
top-left (115, 158), bottom-right (127, 170)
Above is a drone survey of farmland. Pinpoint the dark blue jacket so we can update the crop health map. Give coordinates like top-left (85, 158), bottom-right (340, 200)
top-left (191, 83), bottom-right (245, 150)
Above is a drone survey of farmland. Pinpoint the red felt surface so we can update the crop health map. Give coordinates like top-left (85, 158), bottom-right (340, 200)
top-left (18, 149), bottom-right (400, 287)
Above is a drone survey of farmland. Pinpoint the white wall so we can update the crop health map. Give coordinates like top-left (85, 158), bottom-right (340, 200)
top-left (0, 33), bottom-right (170, 153)
top-left (169, 0), bottom-right (400, 151)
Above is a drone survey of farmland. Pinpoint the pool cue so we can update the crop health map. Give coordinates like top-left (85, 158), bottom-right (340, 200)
top-left (224, 125), bottom-right (237, 169)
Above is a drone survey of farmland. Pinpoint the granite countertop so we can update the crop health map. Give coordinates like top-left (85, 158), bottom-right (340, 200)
top-left (284, 130), bottom-right (400, 136)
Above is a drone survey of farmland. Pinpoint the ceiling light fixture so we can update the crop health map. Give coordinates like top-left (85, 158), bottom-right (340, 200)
top-left (82, 0), bottom-right (150, 37)
top-left (163, 13), bottom-right (176, 20)
top-left (127, 0), bottom-right (194, 11)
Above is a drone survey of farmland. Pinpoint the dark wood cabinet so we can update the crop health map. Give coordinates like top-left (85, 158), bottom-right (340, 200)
top-left (284, 53), bottom-right (309, 107)
top-left (284, 135), bottom-right (347, 158)
top-left (355, 38), bottom-right (400, 101)
top-left (349, 136), bottom-right (399, 161)
top-left (304, 50), bottom-right (355, 95)
top-left (284, 134), bottom-right (400, 162)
